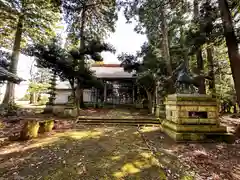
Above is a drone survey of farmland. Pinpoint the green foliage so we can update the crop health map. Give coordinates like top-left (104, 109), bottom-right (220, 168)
top-left (119, 0), bottom-right (239, 104)
top-left (0, 0), bottom-right (61, 50)
top-left (62, 0), bottom-right (118, 45)
top-left (27, 36), bottom-right (115, 108)
top-left (28, 82), bottom-right (50, 94)
top-left (37, 95), bottom-right (49, 105)
top-left (0, 50), bottom-right (10, 84)
top-left (0, 49), bottom-right (24, 84)
top-left (4, 102), bottom-right (20, 116)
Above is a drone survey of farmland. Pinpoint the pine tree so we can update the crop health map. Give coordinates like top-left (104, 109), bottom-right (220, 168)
top-left (218, 0), bottom-right (240, 106)
top-left (0, 0), bottom-right (60, 104)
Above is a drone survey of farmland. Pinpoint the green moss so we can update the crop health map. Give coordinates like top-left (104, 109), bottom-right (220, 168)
top-left (166, 94), bottom-right (217, 102)
top-left (162, 120), bottom-right (227, 133)
top-left (158, 170), bottom-right (167, 180)
top-left (39, 120), bottom-right (54, 133)
top-left (0, 121), bottom-right (4, 128)
top-left (181, 175), bottom-right (194, 180)
top-left (20, 120), bottom-right (40, 140)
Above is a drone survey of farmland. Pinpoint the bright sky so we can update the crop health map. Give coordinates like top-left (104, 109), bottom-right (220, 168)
top-left (0, 11), bottom-right (147, 99)
top-left (102, 11), bottom-right (147, 63)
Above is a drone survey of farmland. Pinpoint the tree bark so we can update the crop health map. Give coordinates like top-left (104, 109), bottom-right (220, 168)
top-left (69, 78), bottom-right (76, 104)
top-left (75, 80), bottom-right (81, 115)
top-left (75, 5), bottom-right (87, 115)
top-left (160, 6), bottom-right (174, 94)
top-left (2, 16), bottom-right (23, 104)
top-left (29, 93), bottom-right (33, 104)
top-left (218, 0), bottom-right (240, 106)
top-left (194, 0), bottom-right (206, 94)
top-left (146, 90), bottom-right (153, 114)
top-left (206, 46), bottom-right (216, 97)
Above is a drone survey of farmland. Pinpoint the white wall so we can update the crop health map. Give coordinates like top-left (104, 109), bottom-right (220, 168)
top-left (54, 89), bottom-right (92, 104)
top-left (54, 90), bottom-right (71, 104)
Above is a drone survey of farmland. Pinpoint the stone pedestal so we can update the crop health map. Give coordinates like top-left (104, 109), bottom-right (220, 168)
top-left (162, 94), bottom-right (233, 142)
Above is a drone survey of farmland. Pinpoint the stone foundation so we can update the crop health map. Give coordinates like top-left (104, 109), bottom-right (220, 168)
top-left (162, 94), bottom-right (233, 142)
top-left (45, 104), bottom-right (77, 117)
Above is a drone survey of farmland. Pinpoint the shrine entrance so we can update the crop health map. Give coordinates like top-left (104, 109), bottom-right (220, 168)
top-left (83, 78), bottom-right (136, 106)
top-left (103, 80), bottom-right (135, 105)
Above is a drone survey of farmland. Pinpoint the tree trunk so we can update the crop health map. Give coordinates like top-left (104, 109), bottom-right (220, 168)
top-left (218, 0), bottom-right (240, 106)
top-left (206, 46), bottom-right (216, 97)
top-left (146, 91), bottom-right (153, 114)
top-left (69, 79), bottom-right (75, 104)
top-left (37, 93), bottom-right (41, 102)
top-left (29, 93), bottom-right (33, 104)
top-left (75, 5), bottom-right (87, 112)
top-left (160, 6), bottom-right (174, 94)
top-left (2, 16), bottom-right (23, 104)
top-left (194, 0), bottom-right (206, 94)
top-left (79, 88), bottom-right (84, 108)
top-left (32, 92), bottom-right (37, 104)
top-left (75, 81), bottom-right (81, 116)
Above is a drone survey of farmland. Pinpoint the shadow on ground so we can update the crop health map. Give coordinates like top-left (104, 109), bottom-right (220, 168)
top-left (0, 125), bottom-right (191, 180)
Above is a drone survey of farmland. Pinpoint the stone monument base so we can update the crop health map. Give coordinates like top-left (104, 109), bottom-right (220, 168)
top-left (162, 94), bottom-right (233, 142)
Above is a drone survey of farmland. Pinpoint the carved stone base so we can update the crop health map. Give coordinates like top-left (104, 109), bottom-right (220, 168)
top-left (162, 127), bottom-right (234, 142)
top-left (162, 94), bottom-right (233, 142)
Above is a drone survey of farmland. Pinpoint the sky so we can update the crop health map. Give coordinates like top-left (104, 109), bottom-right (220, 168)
top-left (0, 11), bottom-right (147, 99)
top-left (102, 11), bottom-right (147, 63)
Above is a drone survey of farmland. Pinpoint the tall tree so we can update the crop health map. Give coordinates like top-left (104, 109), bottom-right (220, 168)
top-left (121, 0), bottom-right (193, 94)
top-left (62, 0), bottom-right (117, 109)
top-left (193, 0), bottom-right (206, 94)
top-left (218, 0), bottom-right (240, 105)
top-left (0, 0), bottom-right (60, 104)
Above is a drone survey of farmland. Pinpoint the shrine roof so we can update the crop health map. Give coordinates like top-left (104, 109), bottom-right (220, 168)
top-left (56, 64), bottom-right (134, 89)
top-left (91, 64), bottom-right (133, 79)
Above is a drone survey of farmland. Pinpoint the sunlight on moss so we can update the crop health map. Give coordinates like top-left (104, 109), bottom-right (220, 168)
top-left (133, 160), bottom-right (151, 169)
top-left (113, 163), bottom-right (140, 178)
top-left (159, 170), bottom-right (167, 180)
top-left (27, 137), bottom-right (60, 149)
top-left (63, 131), bottom-right (102, 140)
top-left (181, 175), bottom-right (194, 180)
top-left (140, 152), bottom-right (153, 159)
top-left (122, 163), bottom-right (141, 173)
top-left (113, 152), bottom-right (163, 179)
top-left (0, 137), bottom-right (60, 155)
top-left (0, 130), bottom-right (102, 156)
top-left (113, 171), bottom-right (126, 178)
top-left (139, 127), bottom-right (160, 133)
top-left (140, 152), bottom-right (160, 167)
top-left (111, 155), bottom-right (122, 161)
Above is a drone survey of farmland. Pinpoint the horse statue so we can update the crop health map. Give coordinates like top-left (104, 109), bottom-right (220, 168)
top-left (173, 61), bottom-right (213, 94)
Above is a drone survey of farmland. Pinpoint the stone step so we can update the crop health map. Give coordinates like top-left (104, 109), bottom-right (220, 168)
top-left (76, 118), bottom-right (160, 125)
top-left (162, 125), bottom-right (234, 143)
top-left (75, 122), bottom-right (159, 126)
top-left (162, 120), bottom-right (226, 133)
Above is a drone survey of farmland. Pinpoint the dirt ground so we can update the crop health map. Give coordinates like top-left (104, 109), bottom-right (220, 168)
top-left (0, 110), bottom-right (239, 180)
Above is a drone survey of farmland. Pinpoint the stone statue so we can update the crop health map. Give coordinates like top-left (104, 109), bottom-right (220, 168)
top-left (174, 61), bottom-right (196, 93)
top-left (174, 61), bottom-right (213, 94)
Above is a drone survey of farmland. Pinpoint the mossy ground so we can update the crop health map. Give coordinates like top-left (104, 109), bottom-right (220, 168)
top-left (0, 125), bottom-right (188, 180)
top-left (0, 109), bottom-right (239, 180)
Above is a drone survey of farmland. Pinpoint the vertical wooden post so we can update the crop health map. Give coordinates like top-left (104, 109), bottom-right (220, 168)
top-left (104, 81), bottom-right (107, 103)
